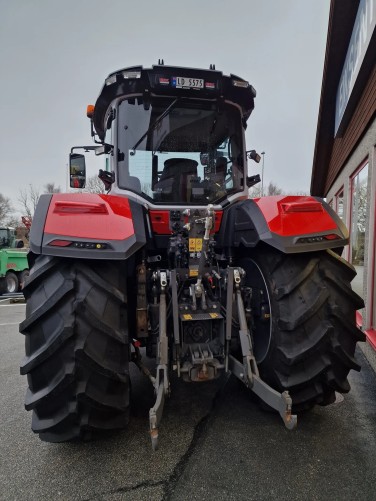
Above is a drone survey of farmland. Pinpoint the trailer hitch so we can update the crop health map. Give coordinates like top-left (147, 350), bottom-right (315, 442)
top-left (227, 268), bottom-right (297, 430)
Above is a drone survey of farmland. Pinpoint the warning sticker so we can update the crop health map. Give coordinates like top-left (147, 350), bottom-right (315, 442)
top-left (189, 238), bottom-right (203, 252)
top-left (183, 314), bottom-right (193, 320)
top-left (189, 268), bottom-right (199, 277)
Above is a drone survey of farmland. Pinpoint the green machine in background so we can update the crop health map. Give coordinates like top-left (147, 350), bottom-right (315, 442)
top-left (0, 227), bottom-right (29, 294)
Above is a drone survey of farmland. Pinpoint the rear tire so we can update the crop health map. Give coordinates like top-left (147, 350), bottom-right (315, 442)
top-left (20, 255), bottom-right (130, 442)
top-left (240, 247), bottom-right (365, 412)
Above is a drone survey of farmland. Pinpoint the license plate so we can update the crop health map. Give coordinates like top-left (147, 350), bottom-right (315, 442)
top-left (172, 76), bottom-right (204, 89)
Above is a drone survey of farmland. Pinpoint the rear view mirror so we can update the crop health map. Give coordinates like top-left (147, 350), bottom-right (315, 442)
top-left (69, 153), bottom-right (86, 189)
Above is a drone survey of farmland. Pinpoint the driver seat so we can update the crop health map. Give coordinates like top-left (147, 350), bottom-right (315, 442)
top-left (158, 158), bottom-right (198, 202)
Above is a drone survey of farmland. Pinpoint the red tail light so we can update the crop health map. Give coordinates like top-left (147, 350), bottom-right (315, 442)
top-left (48, 240), bottom-right (72, 247)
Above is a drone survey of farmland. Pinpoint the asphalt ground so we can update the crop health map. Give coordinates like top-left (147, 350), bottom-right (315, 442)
top-left (1, 303), bottom-right (376, 501)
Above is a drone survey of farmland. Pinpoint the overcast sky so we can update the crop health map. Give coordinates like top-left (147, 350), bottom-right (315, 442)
top-left (0, 0), bottom-right (330, 215)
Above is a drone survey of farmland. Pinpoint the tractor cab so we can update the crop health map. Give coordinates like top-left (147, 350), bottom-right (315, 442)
top-left (72, 65), bottom-right (258, 206)
top-left (0, 227), bottom-right (16, 249)
top-left (116, 96), bottom-right (245, 204)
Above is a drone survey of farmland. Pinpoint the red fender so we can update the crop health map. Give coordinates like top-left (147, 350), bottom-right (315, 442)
top-left (44, 193), bottom-right (135, 240)
top-left (30, 193), bottom-right (146, 260)
top-left (218, 196), bottom-right (348, 254)
top-left (253, 196), bottom-right (337, 236)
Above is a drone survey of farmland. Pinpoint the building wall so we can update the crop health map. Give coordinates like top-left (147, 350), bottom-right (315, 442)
top-left (325, 66), bottom-right (376, 194)
top-left (326, 115), bottom-right (376, 339)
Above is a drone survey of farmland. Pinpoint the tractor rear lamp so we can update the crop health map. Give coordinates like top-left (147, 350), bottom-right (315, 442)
top-left (323, 233), bottom-right (340, 240)
top-left (48, 240), bottom-right (73, 247)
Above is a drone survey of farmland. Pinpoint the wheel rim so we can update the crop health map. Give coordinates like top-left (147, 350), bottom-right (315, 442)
top-left (6, 274), bottom-right (18, 293)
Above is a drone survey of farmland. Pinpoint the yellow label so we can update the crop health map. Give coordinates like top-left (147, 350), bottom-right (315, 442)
top-left (183, 314), bottom-right (193, 320)
top-left (189, 238), bottom-right (203, 251)
top-left (209, 313), bottom-right (219, 319)
top-left (189, 268), bottom-right (199, 277)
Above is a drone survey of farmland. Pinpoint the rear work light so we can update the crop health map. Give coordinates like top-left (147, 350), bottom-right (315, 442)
top-left (122, 70), bottom-right (141, 79)
top-left (105, 75), bottom-right (117, 86)
top-left (232, 79), bottom-right (249, 88)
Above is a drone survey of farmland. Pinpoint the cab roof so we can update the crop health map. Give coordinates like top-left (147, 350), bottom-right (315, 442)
top-left (93, 64), bottom-right (256, 140)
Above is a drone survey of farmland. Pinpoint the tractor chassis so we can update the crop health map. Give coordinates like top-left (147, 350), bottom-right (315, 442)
top-left (134, 262), bottom-right (297, 450)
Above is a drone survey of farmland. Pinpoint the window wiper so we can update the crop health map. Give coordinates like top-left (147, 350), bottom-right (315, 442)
top-left (130, 98), bottom-right (179, 155)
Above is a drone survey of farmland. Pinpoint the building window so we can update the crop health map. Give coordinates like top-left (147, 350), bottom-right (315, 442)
top-left (350, 162), bottom-right (368, 298)
top-left (335, 188), bottom-right (344, 221)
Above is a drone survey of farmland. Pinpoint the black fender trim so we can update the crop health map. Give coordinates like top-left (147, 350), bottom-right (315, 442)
top-left (29, 194), bottom-right (52, 255)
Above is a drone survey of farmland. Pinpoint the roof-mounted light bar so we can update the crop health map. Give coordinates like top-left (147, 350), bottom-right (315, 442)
top-left (122, 70), bottom-right (141, 79)
top-left (232, 79), bottom-right (249, 88)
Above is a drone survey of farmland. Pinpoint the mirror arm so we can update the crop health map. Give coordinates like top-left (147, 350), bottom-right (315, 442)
top-left (71, 146), bottom-right (98, 154)
top-left (89, 118), bottom-right (103, 144)
top-left (95, 143), bottom-right (113, 156)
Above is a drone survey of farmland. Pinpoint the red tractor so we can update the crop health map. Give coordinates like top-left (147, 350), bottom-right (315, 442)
top-left (20, 63), bottom-right (364, 448)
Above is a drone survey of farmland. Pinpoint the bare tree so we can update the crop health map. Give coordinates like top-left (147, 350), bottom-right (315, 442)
top-left (84, 175), bottom-right (106, 194)
top-left (266, 182), bottom-right (284, 196)
top-left (18, 184), bottom-right (41, 219)
top-left (249, 181), bottom-right (284, 198)
top-left (0, 193), bottom-right (15, 225)
top-left (44, 182), bottom-right (61, 194)
top-left (6, 215), bottom-right (21, 228)
top-left (249, 185), bottom-right (262, 198)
